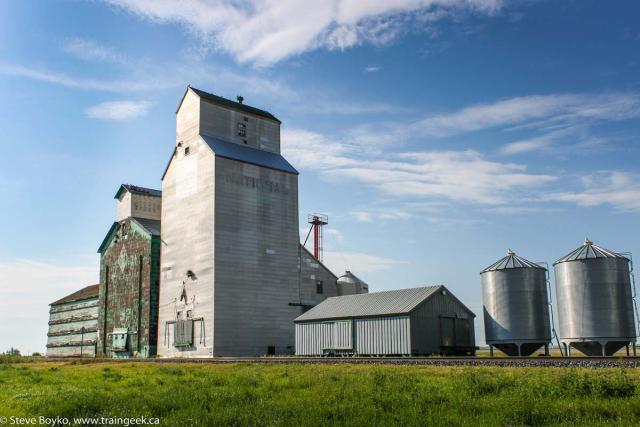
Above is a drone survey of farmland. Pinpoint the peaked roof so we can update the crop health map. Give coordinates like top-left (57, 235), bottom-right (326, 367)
top-left (481, 250), bottom-right (545, 273)
top-left (50, 284), bottom-right (99, 306)
top-left (97, 217), bottom-right (160, 253)
top-left (554, 239), bottom-right (628, 265)
top-left (300, 244), bottom-right (338, 280)
top-left (177, 86), bottom-right (281, 124)
top-left (132, 217), bottom-right (161, 236)
top-left (202, 135), bottom-right (298, 174)
top-left (114, 184), bottom-right (162, 200)
top-left (295, 285), bottom-right (460, 322)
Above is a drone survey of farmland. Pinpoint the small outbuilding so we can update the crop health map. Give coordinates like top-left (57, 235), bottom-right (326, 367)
top-left (294, 285), bottom-right (476, 356)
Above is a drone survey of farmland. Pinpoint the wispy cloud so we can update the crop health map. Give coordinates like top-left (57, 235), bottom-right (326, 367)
top-left (364, 65), bottom-right (380, 73)
top-left (283, 128), bottom-right (556, 206)
top-left (0, 62), bottom-right (172, 92)
top-left (100, 0), bottom-right (507, 66)
top-left (62, 38), bottom-right (125, 64)
top-left (0, 58), bottom-right (400, 116)
top-left (415, 93), bottom-right (640, 137)
top-left (500, 126), bottom-right (578, 155)
top-left (323, 250), bottom-right (407, 276)
top-left (0, 259), bottom-right (97, 354)
top-left (350, 209), bottom-right (412, 222)
top-left (545, 171), bottom-right (640, 212)
top-left (85, 100), bottom-right (152, 120)
top-left (320, 92), bottom-right (640, 152)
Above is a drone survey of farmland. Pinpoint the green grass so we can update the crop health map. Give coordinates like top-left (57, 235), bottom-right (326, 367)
top-left (1, 360), bottom-right (640, 426)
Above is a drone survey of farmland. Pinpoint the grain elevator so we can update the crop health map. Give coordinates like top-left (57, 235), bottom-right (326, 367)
top-left (157, 86), bottom-right (364, 357)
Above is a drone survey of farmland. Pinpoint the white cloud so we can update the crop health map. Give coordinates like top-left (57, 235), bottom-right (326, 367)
top-left (318, 92), bottom-right (640, 155)
top-left (500, 126), bottom-right (579, 155)
top-left (351, 209), bottom-right (412, 222)
top-left (283, 128), bottom-right (556, 206)
top-left (62, 38), bottom-right (125, 64)
top-left (281, 128), bottom-right (358, 169)
top-left (338, 150), bottom-right (556, 205)
top-left (0, 259), bottom-right (97, 354)
top-left (101, 0), bottom-right (507, 65)
top-left (0, 58), bottom-right (400, 117)
top-left (351, 211), bottom-right (373, 222)
top-left (85, 100), bottom-right (152, 120)
top-left (324, 228), bottom-right (346, 245)
top-left (0, 62), bottom-right (173, 92)
top-left (364, 65), bottom-right (381, 72)
top-left (323, 250), bottom-right (407, 275)
top-left (415, 93), bottom-right (640, 137)
top-left (545, 171), bottom-right (640, 212)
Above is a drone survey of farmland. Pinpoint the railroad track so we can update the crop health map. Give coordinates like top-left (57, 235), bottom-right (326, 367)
top-left (43, 356), bottom-right (640, 368)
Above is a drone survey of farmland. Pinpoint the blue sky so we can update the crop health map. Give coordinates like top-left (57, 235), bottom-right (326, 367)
top-left (1, 0), bottom-right (639, 353)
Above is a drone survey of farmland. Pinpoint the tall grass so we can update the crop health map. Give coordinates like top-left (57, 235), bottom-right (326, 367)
top-left (0, 362), bottom-right (638, 426)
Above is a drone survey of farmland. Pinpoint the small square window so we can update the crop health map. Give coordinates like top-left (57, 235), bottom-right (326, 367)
top-left (316, 280), bottom-right (323, 294)
top-left (184, 146), bottom-right (190, 156)
top-left (237, 122), bottom-right (247, 137)
top-left (267, 345), bottom-right (276, 355)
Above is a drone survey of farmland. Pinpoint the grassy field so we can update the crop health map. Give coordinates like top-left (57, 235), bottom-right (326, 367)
top-left (1, 359), bottom-right (640, 426)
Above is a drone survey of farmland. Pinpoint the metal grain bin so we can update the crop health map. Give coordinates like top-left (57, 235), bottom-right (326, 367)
top-left (554, 240), bottom-right (636, 356)
top-left (337, 271), bottom-right (369, 295)
top-left (481, 250), bottom-right (551, 356)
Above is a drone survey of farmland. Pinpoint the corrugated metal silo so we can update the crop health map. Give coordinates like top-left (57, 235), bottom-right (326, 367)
top-left (337, 271), bottom-right (369, 295)
top-left (481, 250), bottom-right (552, 356)
top-left (554, 239), bottom-right (636, 356)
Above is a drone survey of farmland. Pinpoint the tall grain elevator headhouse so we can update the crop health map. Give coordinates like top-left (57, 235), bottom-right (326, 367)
top-left (158, 86), bottom-right (364, 357)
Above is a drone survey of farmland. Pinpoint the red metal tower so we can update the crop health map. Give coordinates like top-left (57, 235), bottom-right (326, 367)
top-left (305, 214), bottom-right (328, 261)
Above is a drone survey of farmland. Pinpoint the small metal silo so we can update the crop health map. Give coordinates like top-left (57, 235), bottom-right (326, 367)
top-left (481, 250), bottom-right (552, 356)
top-left (554, 240), bottom-right (636, 356)
top-left (337, 271), bottom-right (369, 295)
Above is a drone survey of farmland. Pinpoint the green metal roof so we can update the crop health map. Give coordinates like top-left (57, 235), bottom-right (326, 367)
top-left (97, 217), bottom-right (160, 253)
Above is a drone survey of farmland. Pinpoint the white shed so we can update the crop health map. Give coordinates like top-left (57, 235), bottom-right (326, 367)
top-left (294, 286), bottom-right (476, 356)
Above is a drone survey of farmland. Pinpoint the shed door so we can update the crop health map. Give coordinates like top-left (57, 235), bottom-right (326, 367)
top-left (332, 320), bottom-right (353, 350)
top-left (440, 317), bottom-right (455, 347)
top-left (455, 318), bottom-right (471, 347)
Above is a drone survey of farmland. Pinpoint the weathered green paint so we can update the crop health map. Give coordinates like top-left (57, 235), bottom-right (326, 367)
top-left (97, 218), bottom-right (161, 358)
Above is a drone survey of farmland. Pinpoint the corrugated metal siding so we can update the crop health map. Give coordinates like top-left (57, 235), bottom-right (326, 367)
top-left (295, 322), bottom-right (332, 355)
top-left (355, 316), bottom-right (411, 355)
top-left (410, 290), bottom-right (475, 355)
top-left (295, 320), bottom-right (353, 355)
top-left (334, 320), bottom-right (352, 350)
